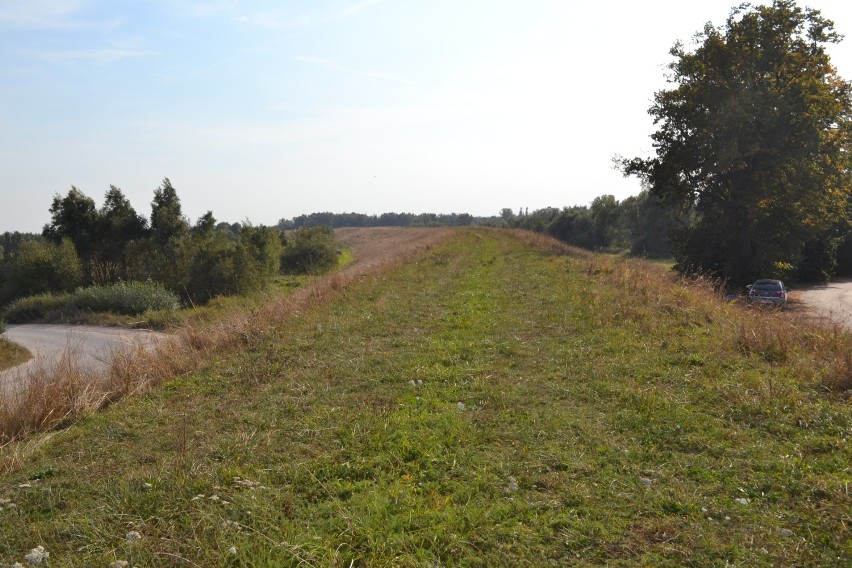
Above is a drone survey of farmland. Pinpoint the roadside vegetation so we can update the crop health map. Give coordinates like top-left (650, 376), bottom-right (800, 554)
top-left (0, 321), bottom-right (30, 372)
top-left (0, 183), bottom-right (346, 327)
top-left (0, 229), bottom-right (848, 566)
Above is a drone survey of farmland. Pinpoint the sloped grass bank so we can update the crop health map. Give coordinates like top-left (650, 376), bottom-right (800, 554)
top-left (0, 230), bottom-right (848, 566)
top-left (0, 337), bottom-right (30, 372)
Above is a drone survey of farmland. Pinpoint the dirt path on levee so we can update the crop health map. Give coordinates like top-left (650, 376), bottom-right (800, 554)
top-left (335, 227), bottom-right (455, 271)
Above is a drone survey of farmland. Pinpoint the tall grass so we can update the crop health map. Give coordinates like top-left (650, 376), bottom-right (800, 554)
top-left (504, 229), bottom-right (852, 399)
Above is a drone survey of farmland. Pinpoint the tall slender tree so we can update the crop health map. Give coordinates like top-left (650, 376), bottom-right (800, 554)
top-left (150, 178), bottom-right (189, 246)
top-left (93, 186), bottom-right (148, 284)
top-left (43, 187), bottom-right (99, 283)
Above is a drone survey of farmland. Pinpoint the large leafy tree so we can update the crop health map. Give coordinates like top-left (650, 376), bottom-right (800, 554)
top-left (622, 1), bottom-right (852, 284)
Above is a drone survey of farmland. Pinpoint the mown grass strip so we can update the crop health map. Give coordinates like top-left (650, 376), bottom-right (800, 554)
top-left (0, 229), bottom-right (848, 567)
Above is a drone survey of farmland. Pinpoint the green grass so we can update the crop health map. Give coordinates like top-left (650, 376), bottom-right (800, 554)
top-left (0, 336), bottom-right (30, 372)
top-left (0, 231), bottom-right (848, 566)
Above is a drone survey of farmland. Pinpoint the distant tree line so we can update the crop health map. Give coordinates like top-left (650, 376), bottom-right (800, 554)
top-left (0, 179), bottom-right (339, 310)
top-left (503, 190), bottom-right (678, 258)
top-left (277, 211), bottom-right (479, 230)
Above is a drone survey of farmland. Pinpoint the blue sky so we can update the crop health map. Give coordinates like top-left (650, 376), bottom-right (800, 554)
top-left (2, 0), bottom-right (851, 232)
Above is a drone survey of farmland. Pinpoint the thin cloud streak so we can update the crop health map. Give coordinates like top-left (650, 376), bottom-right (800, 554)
top-left (330, 0), bottom-right (388, 20)
top-left (0, 0), bottom-right (98, 30)
top-left (161, 47), bottom-right (261, 83)
top-left (233, 12), bottom-right (313, 30)
top-left (295, 54), bottom-right (416, 86)
top-left (21, 47), bottom-right (158, 64)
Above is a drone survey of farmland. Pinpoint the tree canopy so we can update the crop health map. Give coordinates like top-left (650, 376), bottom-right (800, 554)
top-left (622, 0), bottom-right (852, 284)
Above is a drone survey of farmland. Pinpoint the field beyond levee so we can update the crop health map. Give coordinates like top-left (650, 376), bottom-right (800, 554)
top-left (0, 229), bottom-right (849, 566)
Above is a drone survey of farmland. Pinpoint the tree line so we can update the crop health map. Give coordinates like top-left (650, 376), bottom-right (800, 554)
top-left (0, 179), bottom-right (339, 309)
top-left (277, 211), bottom-right (480, 230)
top-left (501, 190), bottom-right (676, 258)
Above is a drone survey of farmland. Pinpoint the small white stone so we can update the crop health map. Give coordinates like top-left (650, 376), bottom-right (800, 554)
top-left (456, 402), bottom-right (466, 410)
top-left (506, 476), bottom-right (519, 492)
top-left (126, 531), bottom-right (142, 543)
top-left (24, 546), bottom-right (49, 565)
top-left (228, 546), bottom-right (237, 555)
top-left (778, 528), bottom-right (794, 537)
top-left (734, 497), bottom-right (750, 505)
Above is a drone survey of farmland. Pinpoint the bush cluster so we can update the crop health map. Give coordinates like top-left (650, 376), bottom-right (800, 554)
top-left (280, 225), bottom-right (340, 275)
top-left (71, 281), bottom-right (181, 315)
top-left (3, 281), bottom-right (180, 323)
top-left (3, 293), bottom-right (69, 323)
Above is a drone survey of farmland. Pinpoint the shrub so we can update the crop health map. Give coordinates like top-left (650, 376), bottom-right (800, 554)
top-left (71, 281), bottom-right (181, 315)
top-left (0, 238), bottom-right (82, 305)
top-left (3, 293), bottom-right (69, 323)
top-left (280, 225), bottom-right (339, 275)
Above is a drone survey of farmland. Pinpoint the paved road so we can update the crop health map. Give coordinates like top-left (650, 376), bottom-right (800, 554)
top-left (1, 324), bottom-right (166, 387)
top-left (796, 279), bottom-right (852, 330)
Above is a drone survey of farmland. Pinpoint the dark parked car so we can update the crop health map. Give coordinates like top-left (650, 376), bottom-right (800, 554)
top-left (747, 279), bottom-right (788, 308)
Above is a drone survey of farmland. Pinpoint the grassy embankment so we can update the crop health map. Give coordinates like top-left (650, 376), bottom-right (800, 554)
top-left (0, 336), bottom-right (30, 372)
top-left (0, 229), bottom-right (849, 566)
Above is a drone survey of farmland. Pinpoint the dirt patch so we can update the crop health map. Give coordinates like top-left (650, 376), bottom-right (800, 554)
top-left (335, 227), bottom-right (455, 270)
top-left (795, 279), bottom-right (852, 331)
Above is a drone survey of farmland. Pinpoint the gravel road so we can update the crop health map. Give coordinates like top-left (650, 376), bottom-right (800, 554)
top-left (796, 279), bottom-right (852, 330)
top-left (1, 324), bottom-right (166, 387)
